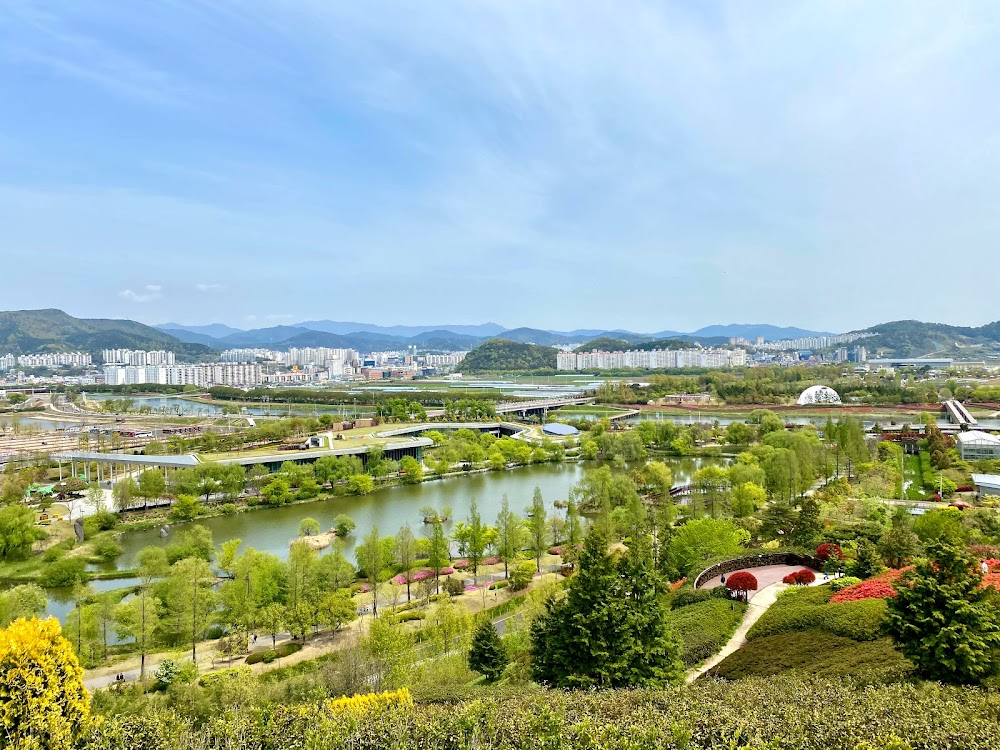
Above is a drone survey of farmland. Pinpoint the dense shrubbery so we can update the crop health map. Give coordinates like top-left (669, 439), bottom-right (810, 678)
top-left (747, 586), bottom-right (888, 641)
top-left (83, 675), bottom-right (1000, 749)
top-left (708, 631), bottom-right (913, 683)
top-left (830, 576), bottom-right (862, 592)
top-left (668, 598), bottom-right (746, 666)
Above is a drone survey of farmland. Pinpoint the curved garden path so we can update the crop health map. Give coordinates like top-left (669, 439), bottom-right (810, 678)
top-left (686, 574), bottom-right (829, 683)
top-left (685, 581), bottom-right (788, 683)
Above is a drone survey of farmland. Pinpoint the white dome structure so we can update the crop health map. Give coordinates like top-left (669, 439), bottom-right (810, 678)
top-left (797, 385), bottom-right (842, 406)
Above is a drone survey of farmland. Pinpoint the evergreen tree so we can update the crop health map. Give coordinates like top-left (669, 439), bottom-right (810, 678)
top-left (886, 541), bottom-right (1000, 684)
top-left (879, 523), bottom-right (920, 569)
top-left (468, 620), bottom-right (508, 681)
top-left (848, 539), bottom-right (885, 579)
top-left (530, 526), bottom-right (683, 688)
top-left (793, 496), bottom-right (822, 546)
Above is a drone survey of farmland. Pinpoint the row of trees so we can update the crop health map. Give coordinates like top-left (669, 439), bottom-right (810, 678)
top-left (60, 484), bottom-right (578, 672)
top-left (589, 365), bottom-right (974, 406)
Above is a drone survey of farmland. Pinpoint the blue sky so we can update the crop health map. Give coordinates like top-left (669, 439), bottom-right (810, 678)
top-left (2, 1), bottom-right (1000, 333)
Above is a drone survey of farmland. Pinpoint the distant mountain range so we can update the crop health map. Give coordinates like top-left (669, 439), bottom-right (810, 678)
top-left (9, 310), bottom-right (998, 362)
top-left (152, 320), bottom-right (835, 352)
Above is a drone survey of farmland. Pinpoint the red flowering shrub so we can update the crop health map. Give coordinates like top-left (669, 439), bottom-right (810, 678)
top-left (669, 577), bottom-right (687, 592)
top-left (816, 543), bottom-right (844, 562)
top-left (830, 568), bottom-right (910, 603)
top-left (782, 569), bottom-right (816, 585)
top-left (725, 571), bottom-right (758, 599)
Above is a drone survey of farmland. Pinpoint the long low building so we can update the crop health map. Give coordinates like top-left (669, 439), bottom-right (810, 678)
top-left (53, 438), bottom-right (432, 479)
top-left (868, 357), bottom-right (953, 369)
top-left (216, 438), bottom-right (433, 471)
top-left (972, 474), bottom-right (1000, 498)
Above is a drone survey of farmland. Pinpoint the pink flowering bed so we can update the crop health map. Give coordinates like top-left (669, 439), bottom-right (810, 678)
top-left (482, 556), bottom-right (502, 565)
top-left (453, 559), bottom-right (469, 569)
top-left (393, 569), bottom-right (435, 584)
top-left (440, 567), bottom-right (454, 576)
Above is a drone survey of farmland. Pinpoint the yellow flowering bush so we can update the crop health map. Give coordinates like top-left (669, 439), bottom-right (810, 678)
top-left (322, 688), bottom-right (412, 713)
top-left (0, 617), bottom-right (89, 750)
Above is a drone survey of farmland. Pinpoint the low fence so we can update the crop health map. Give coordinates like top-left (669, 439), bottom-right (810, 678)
top-left (694, 552), bottom-right (824, 589)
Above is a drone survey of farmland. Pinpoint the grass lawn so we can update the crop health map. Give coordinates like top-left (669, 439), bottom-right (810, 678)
top-left (903, 453), bottom-right (926, 499)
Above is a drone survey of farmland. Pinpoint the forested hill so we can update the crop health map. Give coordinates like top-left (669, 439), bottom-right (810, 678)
top-left (860, 319), bottom-right (1000, 357)
top-left (0, 309), bottom-right (215, 359)
top-left (457, 339), bottom-right (557, 373)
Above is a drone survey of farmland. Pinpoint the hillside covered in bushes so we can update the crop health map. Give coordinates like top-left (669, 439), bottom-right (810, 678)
top-left (83, 676), bottom-right (1000, 749)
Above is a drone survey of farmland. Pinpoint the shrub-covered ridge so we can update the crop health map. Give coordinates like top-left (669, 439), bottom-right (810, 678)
top-left (82, 676), bottom-right (1000, 750)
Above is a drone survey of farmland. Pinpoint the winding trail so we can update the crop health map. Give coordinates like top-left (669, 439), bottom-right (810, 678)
top-left (686, 573), bottom-right (831, 683)
top-left (685, 581), bottom-right (788, 683)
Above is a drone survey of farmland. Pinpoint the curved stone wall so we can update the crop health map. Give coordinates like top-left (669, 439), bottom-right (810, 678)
top-left (694, 552), bottom-right (825, 589)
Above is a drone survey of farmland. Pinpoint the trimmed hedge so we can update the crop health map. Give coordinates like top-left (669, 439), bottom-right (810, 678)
top-left (668, 598), bottom-right (747, 666)
top-left (747, 586), bottom-right (887, 642)
top-left (245, 642), bottom-right (301, 665)
top-left (708, 630), bottom-right (913, 682)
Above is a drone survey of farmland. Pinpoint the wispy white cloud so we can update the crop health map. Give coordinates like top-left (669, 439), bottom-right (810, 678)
top-left (195, 282), bottom-right (225, 292)
top-left (4, 2), bottom-right (1000, 330)
top-left (118, 284), bottom-right (162, 303)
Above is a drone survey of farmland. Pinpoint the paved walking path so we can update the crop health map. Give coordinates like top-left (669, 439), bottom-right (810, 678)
top-left (686, 574), bottom-right (830, 684)
top-left (685, 581), bottom-right (788, 684)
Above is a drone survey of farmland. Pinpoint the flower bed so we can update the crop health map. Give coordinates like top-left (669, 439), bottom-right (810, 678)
top-left (453, 559), bottom-right (469, 569)
top-left (482, 556), bottom-right (502, 565)
top-left (440, 567), bottom-right (454, 576)
top-left (829, 568), bottom-right (909, 603)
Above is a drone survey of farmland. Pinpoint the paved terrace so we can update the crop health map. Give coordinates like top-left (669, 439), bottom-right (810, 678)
top-left (699, 564), bottom-right (829, 600)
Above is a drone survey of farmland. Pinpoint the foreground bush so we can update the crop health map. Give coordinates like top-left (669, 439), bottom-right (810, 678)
top-left (83, 675), bottom-right (1000, 749)
top-left (0, 617), bottom-right (90, 750)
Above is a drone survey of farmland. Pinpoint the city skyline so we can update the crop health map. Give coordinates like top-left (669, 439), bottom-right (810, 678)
top-left (4, 2), bottom-right (1000, 330)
